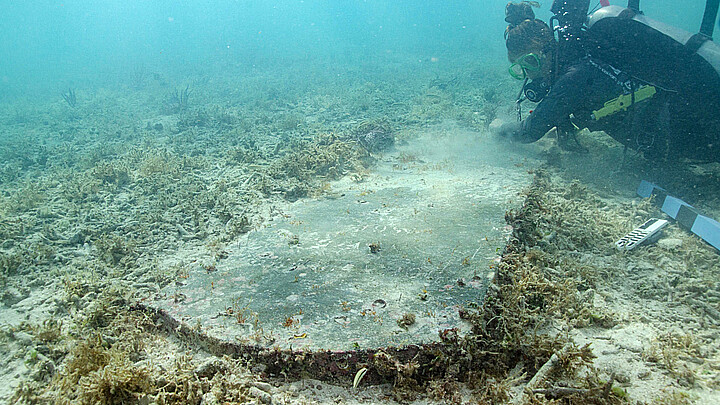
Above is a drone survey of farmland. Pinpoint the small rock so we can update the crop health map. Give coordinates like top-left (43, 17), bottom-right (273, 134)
top-left (195, 358), bottom-right (225, 379)
top-left (33, 357), bottom-right (55, 382)
top-left (13, 331), bottom-right (33, 345)
top-left (251, 363), bottom-right (267, 375)
top-left (397, 312), bottom-right (416, 329)
top-left (249, 386), bottom-right (273, 404)
top-left (3, 287), bottom-right (28, 306)
top-left (27, 278), bottom-right (45, 288)
top-left (658, 238), bottom-right (683, 250)
top-left (613, 371), bottom-right (631, 384)
top-left (68, 231), bottom-right (86, 246)
top-left (250, 381), bottom-right (273, 393)
top-left (199, 392), bottom-right (220, 405)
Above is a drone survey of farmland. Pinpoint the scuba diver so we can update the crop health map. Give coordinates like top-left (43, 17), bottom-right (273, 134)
top-left (492, 0), bottom-right (720, 162)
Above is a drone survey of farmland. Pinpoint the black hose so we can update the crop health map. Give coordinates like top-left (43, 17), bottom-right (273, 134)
top-left (701, 0), bottom-right (720, 38)
top-left (627, 0), bottom-right (640, 12)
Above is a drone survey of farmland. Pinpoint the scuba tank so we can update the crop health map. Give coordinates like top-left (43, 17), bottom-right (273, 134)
top-left (584, 3), bottom-right (720, 160)
top-left (585, 5), bottom-right (720, 111)
top-left (543, 1), bottom-right (720, 107)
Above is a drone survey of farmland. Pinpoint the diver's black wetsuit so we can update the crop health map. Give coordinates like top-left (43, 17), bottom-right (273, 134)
top-left (504, 55), bottom-right (720, 162)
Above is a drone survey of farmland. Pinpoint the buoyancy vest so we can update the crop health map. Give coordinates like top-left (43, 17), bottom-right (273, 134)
top-left (584, 5), bottom-right (720, 112)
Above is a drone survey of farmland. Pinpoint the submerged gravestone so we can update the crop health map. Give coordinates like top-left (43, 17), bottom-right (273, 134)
top-left (150, 125), bottom-right (538, 351)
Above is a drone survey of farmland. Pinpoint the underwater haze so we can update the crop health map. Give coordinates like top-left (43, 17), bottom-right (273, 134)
top-left (1, 0), bottom-right (517, 97)
top-left (1, 0), bottom-right (533, 400)
top-left (1, 1), bottom-right (709, 96)
top-left (3, 1), bottom-right (720, 403)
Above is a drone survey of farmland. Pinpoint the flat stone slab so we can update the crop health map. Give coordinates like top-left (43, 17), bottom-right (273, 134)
top-left (150, 126), bottom-right (537, 351)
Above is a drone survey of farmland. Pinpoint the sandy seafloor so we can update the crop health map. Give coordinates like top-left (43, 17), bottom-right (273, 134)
top-left (1, 56), bottom-right (720, 404)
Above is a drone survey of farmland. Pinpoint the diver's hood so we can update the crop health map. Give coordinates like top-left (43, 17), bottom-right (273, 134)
top-left (505, 2), bottom-right (536, 27)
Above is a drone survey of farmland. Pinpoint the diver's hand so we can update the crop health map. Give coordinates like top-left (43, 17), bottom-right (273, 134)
top-left (489, 118), bottom-right (519, 141)
top-left (489, 118), bottom-right (505, 137)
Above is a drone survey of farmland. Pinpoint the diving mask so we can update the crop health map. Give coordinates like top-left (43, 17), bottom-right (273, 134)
top-left (509, 53), bottom-right (542, 80)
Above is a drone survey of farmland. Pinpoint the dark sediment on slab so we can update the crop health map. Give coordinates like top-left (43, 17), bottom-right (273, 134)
top-left (147, 130), bottom-right (535, 353)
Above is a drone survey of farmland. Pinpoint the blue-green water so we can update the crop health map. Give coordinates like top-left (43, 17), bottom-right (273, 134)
top-left (1, 0), bottom-right (510, 95)
top-left (1, 1), bottom-right (706, 97)
top-left (1, 1), bottom-right (720, 403)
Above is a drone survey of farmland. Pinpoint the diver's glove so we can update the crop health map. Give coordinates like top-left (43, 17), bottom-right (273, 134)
top-left (489, 118), bottom-right (521, 141)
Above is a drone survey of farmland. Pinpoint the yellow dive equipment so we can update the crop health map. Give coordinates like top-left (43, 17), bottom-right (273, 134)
top-left (591, 85), bottom-right (656, 120)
